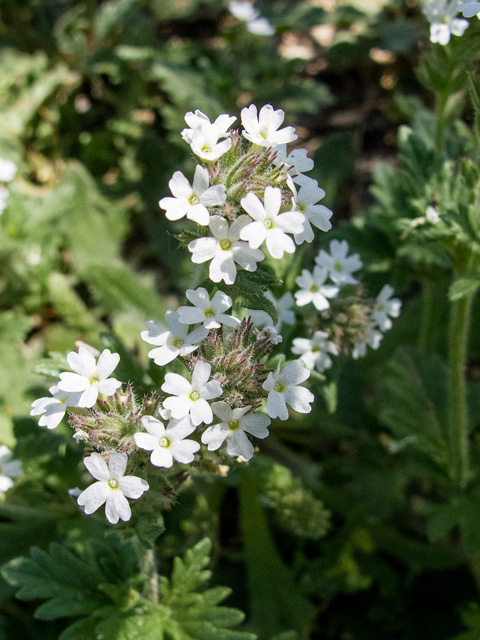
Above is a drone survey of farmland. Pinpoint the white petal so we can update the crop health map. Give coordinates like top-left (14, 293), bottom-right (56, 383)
top-left (201, 424), bottom-right (229, 450)
top-left (107, 451), bottom-right (128, 479)
top-left (118, 476), bottom-right (149, 499)
top-left (169, 171), bottom-right (192, 199)
top-left (170, 439), bottom-right (200, 463)
top-left (58, 372), bottom-right (89, 393)
top-left (166, 415), bottom-right (196, 440)
top-left (284, 386), bottom-right (314, 414)
top-left (242, 414), bottom-right (270, 438)
top-left (150, 447), bottom-right (174, 468)
top-left (163, 395), bottom-right (191, 419)
top-left (77, 481), bottom-right (108, 514)
top-left (161, 372), bottom-right (191, 396)
top-left (135, 432), bottom-right (161, 451)
top-left (227, 431), bottom-right (254, 460)
top-left (267, 391), bottom-right (289, 420)
top-left (190, 399), bottom-right (213, 426)
top-left (191, 361), bottom-right (211, 389)
top-left (106, 490), bottom-right (131, 524)
top-left (97, 378), bottom-right (122, 396)
top-left (67, 347), bottom-right (96, 377)
top-left (84, 453), bottom-right (110, 481)
top-left (96, 349), bottom-right (120, 380)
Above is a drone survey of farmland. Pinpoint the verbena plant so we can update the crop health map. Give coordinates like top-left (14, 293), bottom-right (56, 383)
top-left (1, 1), bottom-right (480, 639)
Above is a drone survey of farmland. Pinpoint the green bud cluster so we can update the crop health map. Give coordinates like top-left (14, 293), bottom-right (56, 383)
top-left (252, 456), bottom-right (330, 540)
top-left (68, 384), bottom-right (161, 457)
top-left (319, 290), bottom-right (375, 355)
top-left (186, 317), bottom-right (275, 409)
top-left (209, 131), bottom-right (292, 213)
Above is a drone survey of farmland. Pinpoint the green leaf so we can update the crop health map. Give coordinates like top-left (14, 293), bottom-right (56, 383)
top-left (377, 348), bottom-right (450, 470)
top-left (449, 277), bottom-right (480, 301)
top-left (239, 467), bottom-right (314, 640)
top-left (2, 543), bottom-right (109, 619)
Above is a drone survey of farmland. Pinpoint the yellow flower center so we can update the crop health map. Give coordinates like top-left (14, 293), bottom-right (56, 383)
top-left (204, 308), bottom-right (215, 318)
top-left (188, 194), bottom-right (200, 206)
top-left (159, 437), bottom-right (170, 448)
top-left (334, 261), bottom-right (343, 272)
top-left (189, 390), bottom-right (201, 402)
top-left (107, 478), bottom-right (119, 490)
top-left (310, 284), bottom-right (319, 293)
top-left (228, 419), bottom-right (240, 431)
top-left (220, 238), bottom-right (232, 251)
top-left (172, 338), bottom-right (184, 348)
top-left (273, 381), bottom-right (286, 393)
top-left (264, 218), bottom-right (274, 229)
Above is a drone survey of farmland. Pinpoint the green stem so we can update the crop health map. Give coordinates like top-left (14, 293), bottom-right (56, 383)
top-left (447, 288), bottom-right (474, 488)
top-left (434, 91), bottom-right (448, 158)
top-left (143, 548), bottom-right (159, 603)
top-left (418, 280), bottom-right (437, 354)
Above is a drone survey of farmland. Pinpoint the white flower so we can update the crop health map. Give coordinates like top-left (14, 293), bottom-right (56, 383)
top-left (240, 186), bottom-right (305, 259)
top-left (458, 1), bottom-right (480, 17)
top-left (135, 415), bottom-right (199, 468)
top-left (178, 287), bottom-right (240, 330)
top-left (162, 361), bottom-right (223, 426)
top-left (77, 452), bottom-right (149, 525)
top-left (58, 347), bottom-right (121, 408)
top-left (0, 158), bottom-right (17, 183)
top-left (291, 331), bottom-right (338, 372)
top-left (202, 402), bottom-right (270, 460)
top-left (248, 291), bottom-right (296, 333)
top-left (291, 178), bottom-right (333, 244)
top-left (294, 266), bottom-right (339, 311)
top-left (141, 310), bottom-right (208, 366)
top-left (0, 186), bottom-right (9, 213)
top-left (423, 0), bottom-right (469, 44)
top-left (188, 215), bottom-right (264, 285)
top-left (373, 285), bottom-right (402, 331)
top-left (30, 385), bottom-right (82, 430)
top-left (0, 446), bottom-right (22, 492)
top-left (315, 239), bottom-right (363, 285)
top-left (262, 359), bottom-right (314, 421)
top-left (241, 104), bottom-right (297, 147)
top-left (274, 146), bottom-right (314, 183)
top-left (181, 110), bottom-right (236, 144)
top-left (159, 166), bottom-right (226, 226)
top-left (426, 205), bottom-right (440, 223)
top-left (189, 123), bottom-right (233, 162)
top-left (352, 325), bottom-right (384, 359)
top-left (246, 17), bottom-right (275, 35)
top-left (254, 325), bottom-right (283, 344)
top-left (229, 0), bottom-right (259, 21)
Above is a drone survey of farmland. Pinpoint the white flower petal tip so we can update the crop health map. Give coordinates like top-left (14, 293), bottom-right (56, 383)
top-left (57, 347), bottom-right (122, 408)
top-left (263, 359), bottom-right (314, 421)
top-left (241, 104), bottom-right (297, 147)
top-left (0, 446), bottom-right (22, 493)
top-left (77, 452), bottom-right (148, 524)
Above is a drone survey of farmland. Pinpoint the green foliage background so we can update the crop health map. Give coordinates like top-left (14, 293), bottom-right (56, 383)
top-left (2, 0), bottom-right (480, 638)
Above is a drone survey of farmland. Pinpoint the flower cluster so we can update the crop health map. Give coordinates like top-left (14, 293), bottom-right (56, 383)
top-left (164, 103), bottom-right (332, 285)
top-left (422, 0), bottom-right (472, 44)
top-left (228, 0), bottom-right (275, 36)
top-left (0, 157), bottom-right (17, 213)
top-left (29, 104), bottom-right (401, 528)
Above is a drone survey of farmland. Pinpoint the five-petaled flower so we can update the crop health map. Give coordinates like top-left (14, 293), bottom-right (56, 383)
top-left (315, 239), bottom-right (362, 285)
top-left (159, 166), bottom-right (226, 226)
top-left (188, 215), bottom-right (264, 284)
top-left (240, 186), bottom-right (305, 259)
top-left (161, 361), bottom-right (223, 426)
top-left (142, 310), bottom-right (208, 366)
top-left (58, 347), bottom-right (122, 408)
top-left (178, 287), bottom-right (240, 330)
top-left (262, 358), bottom-right (314, 421)
top-left (135, 415), bottom-right (200, 468)
top-left (202, 402), bottom-right (270, 460)
top-left (241, 104), bottom-right (297, 147)
top-left (294, 266), bottom-right (339, 311)
top-left (30, 385), bottom-right (82, 429)
top-left (77, 452), bottom-right (149, 524)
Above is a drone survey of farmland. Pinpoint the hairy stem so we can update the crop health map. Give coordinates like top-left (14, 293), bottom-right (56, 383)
top-left (448, 290), bottom-right (474, 488)
top-left (418, 280), bottom-right (437, 354)
top-left (143, 548), bottom-right (159, 604)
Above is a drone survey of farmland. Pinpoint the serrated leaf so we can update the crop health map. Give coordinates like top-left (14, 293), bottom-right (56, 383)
top-left (2, 543), bottom-right (108, 619)
top-left (449, 277), bottom-right (480, 301)
top-left (377, 348), bottom-right (450, 469)
top-left (171, 538), bottom-right (212, 594)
